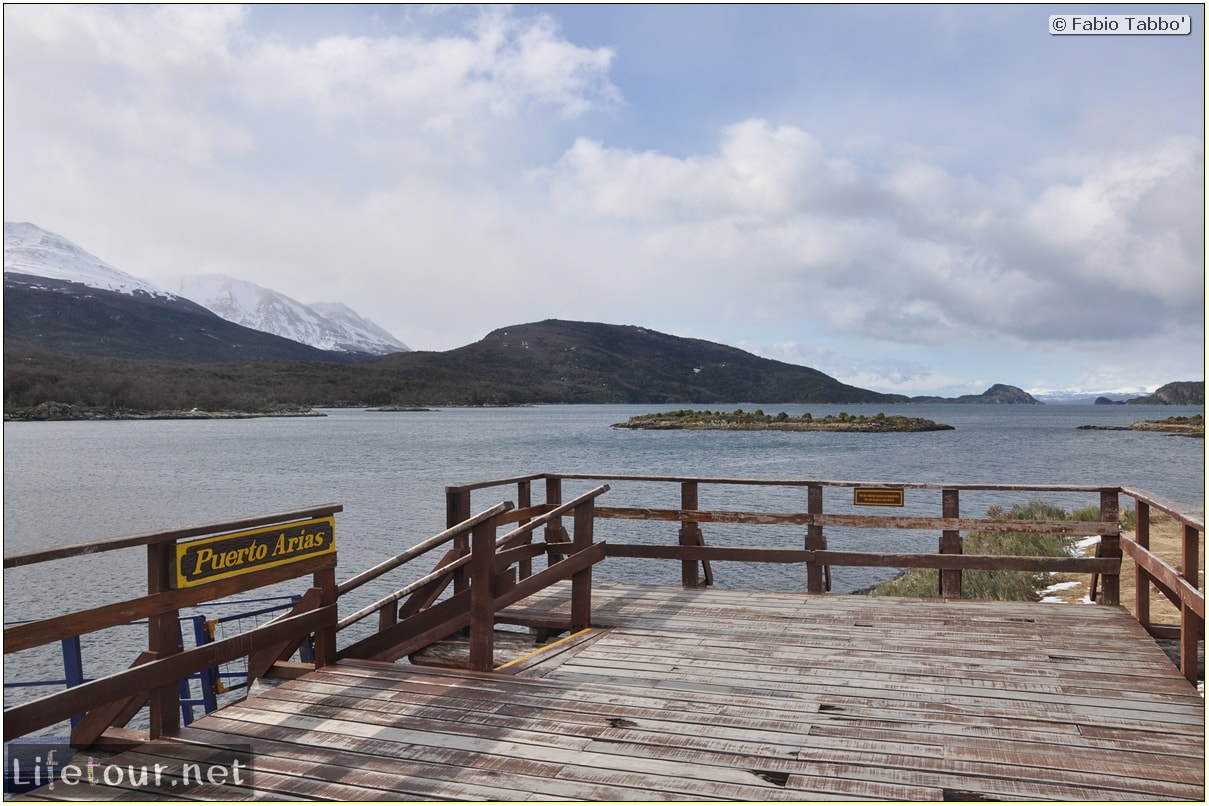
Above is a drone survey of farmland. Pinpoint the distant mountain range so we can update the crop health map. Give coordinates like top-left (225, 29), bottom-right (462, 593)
top-left (3, 222), bottom-right (1201, 413)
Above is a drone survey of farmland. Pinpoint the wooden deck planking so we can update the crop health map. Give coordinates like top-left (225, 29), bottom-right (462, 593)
top-left (21, 583), bottom-right (1204, 801)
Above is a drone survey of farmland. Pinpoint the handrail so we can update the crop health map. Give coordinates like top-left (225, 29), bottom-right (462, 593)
top-left (542, 473), bottom-right (1119, 493)
top-left (448, 472), bottom-right (1122, 494)
top-left (594, 506), bottom-right (1118, 535)
top-left (4, 555), bottom-right (333, 653)
top-left (1120, 537), bottom-right (1205, 619)
top-left (337, 486), bottom-right (610, 633)
top-left (338, 484), bottom-right (612, 665)
top-left (496, 484), bottom-right (612, 544)
top-left (4, 504), bottom-right (343, 568)
top-left (337, 501), bottom-right (513, 596)
top-left (1120, 486), bottom-right (1205, 531)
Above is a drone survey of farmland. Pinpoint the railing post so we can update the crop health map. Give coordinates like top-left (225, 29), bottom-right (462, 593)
top-left (571, 498), bottom-right (595, 631)
top-left (939, 489), bottom-right (962, 598)
top-left (61, 636), bottom-right (85, 727)
top-left (377, 601), bottom-right (398, 632)
top-left (1180, 522), bottom-right (1203, 684)
top-left (679, 481), bottom-right (706, 588)
top-left (544, 476), bottom-right (571, 548)
top-left (468, 517), bottom-right (498, 672)
top-left (313, 566), bottom-right (338, 667)
top-left (447, 488), bottom-right (471, 595)
top-left (1097, 490), bottom-right (1121, 606)
top-left (517, 480), bottom-right (533, 581)
top-left (147, 542), bottom-right (181, 739)
top-left (805, 484), bottom-right (827, 594)
top-left (1135, 501), bottom-right (1151, 630)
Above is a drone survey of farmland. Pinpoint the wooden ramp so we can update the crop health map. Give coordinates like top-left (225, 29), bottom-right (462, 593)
top-left (21, 584), bottom-right (1205, 801)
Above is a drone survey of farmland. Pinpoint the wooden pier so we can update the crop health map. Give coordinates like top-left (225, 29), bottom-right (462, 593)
top-left (5, 474), bottom-right (1204, 801)
top-left (17, 582), bottom-right (1205, 801)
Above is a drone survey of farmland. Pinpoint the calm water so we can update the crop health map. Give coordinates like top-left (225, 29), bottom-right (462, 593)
top-left (3, 403), bottom-right (1204, 706)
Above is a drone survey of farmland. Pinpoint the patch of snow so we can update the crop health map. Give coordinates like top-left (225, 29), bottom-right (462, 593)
top-left (1039, 580), bottom-right (1081, 603)
top-left (1075, 535), bottom-right (1100, 552)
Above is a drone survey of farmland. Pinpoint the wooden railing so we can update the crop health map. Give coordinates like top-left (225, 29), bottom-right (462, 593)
top-left (2, 504), bottom-right (342, 744)
top-left (448, 474), bottom-right (1124, 594)
top-left (1119, 487), bottom-right (1205, 684)
top-left (446, 473), bottom-right (1204, 683)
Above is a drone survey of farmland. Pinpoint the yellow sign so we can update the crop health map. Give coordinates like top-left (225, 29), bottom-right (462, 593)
top-left (853, 488), bottom-right (905, 507)
top-left (174, 517), bottom-right (335, 588)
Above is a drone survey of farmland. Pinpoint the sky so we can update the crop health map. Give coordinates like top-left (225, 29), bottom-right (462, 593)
top-left (3, 4), bottom-right (1204, 397)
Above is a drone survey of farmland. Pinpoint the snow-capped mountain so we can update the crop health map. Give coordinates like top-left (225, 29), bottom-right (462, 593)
top-left (4, 221), bottom-right (186, 303)
top-left (4, 222), bottom-right (410, 357)
top-left (175, 274), bottom-right (410, 356)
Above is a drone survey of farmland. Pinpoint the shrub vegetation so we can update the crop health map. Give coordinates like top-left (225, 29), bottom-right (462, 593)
top-left (874, 499), bottom-right (1110, 601)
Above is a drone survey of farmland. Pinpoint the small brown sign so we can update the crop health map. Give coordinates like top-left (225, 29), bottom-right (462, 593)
top-left (853, 488), bottom-right (905, 507)
top-left (174, 517), bottom-right (335, 588)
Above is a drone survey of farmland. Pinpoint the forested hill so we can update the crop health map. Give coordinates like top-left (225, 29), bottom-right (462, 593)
top-left (364, 320), bottom-right (907, 405)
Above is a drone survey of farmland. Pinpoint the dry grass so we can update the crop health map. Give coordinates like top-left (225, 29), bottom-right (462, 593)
top-left (1046, 512), bottom-right (1206, 624)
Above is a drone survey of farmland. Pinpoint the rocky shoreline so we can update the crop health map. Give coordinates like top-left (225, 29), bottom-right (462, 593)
top-left (4, 402), bottom-right (324, 421)
top-left (613, 409), bottom-right (954, 432)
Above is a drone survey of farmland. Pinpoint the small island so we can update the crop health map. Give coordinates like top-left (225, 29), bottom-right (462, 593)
top-left (612, 409), bottom-right (954, 432)
top-left (367, 406), bottom-right (436, 412)
top-left (1078, 415), bottom-right (1204, 438)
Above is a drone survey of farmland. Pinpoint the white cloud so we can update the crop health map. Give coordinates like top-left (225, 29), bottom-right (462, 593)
top-left (538, 119), bottom-right (1203, 352)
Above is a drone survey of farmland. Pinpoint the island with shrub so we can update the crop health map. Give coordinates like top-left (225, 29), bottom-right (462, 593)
top-left (1078, 414), bottom-right (1203, 437)
top-left (612, 409), bottom-right (954, 432)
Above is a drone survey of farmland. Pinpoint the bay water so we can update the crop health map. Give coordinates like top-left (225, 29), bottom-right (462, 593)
top-left (3, 403), bottom-right (1204, 709)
